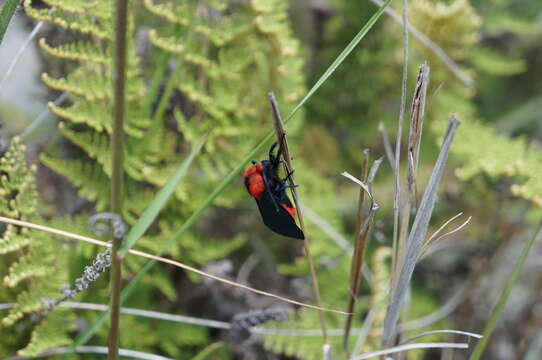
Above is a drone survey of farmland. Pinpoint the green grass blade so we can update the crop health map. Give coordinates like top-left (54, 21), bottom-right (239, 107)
top-left (72, 1), bottom-right (392, 345)
top-left (141, 24), bottom-right (182, 119)
top-left (151, 25), bottom-right (197, 126)
top-left (71, 135), bottom-right (272, 347)
top-left (118, 134), bottom-right (208, 257)
top-left (0, 0), bottom-right (20, 44)
top-left (190, 342), bottom-right (224, 360)
top-left (284, 0), bottom-right (393, 123)
top-left (469, 219), bottom-right (542, 360)
top-left (141, 52), bottom-right (171, 119)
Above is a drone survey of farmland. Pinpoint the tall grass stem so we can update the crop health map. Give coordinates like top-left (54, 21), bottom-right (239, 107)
top-left (469, 218), bottom-right (542, 360)
top-left (108, 0), bottom-right (129, 358)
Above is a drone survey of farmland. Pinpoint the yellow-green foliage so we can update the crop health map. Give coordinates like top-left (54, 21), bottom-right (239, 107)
top-left (409, 0), bottom-right (542, 207)
top-left (25, 0), bottom-right (162, 220)
top-left (0, 138), bottom-right (35, 254)
top-left (412, 0), bottom-right (481, 60)
top-left (26, 0), bottom-right (305, 221)
top-left (410, 0), bottom-right (481, 97)
top-left (0, 138), bottom-right (73, 357)
top-left (23, 0), bottom-right (306, 357)
top-left (146, 0), bottom-right (305, 178)
top-left (448, 120), bottom-right (542, 206)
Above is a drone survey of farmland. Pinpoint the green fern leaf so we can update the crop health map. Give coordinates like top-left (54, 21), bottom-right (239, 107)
top-left (17, 311), bottom-right (75, 357)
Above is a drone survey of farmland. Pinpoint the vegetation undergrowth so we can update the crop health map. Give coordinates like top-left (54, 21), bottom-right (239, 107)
top-left (0, 0), bottom-right (541, 359)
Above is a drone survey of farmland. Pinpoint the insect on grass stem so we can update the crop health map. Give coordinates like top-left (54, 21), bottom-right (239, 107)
top-left (268, 92), bottom-right (328, 344)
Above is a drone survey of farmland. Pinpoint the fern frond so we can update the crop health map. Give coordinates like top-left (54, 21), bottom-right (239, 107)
top-left (41, 0), bottom-right (114, 24)
top-left (23, 0), bottom-right (111, 39)
top-left (40, 154), bottom-right (110, 209)
top-left (40, 38), bottom-right (110, 64)
top-left (0, 140), bottom-right (72, 358)
top-left (0, 225), bottom-right (30, 254)
top-left (49, 101), bottom-right (113, 134)
top-left (4, 257), bottom-right (50, 287)
top-left (444, 119), bottom-right (542, 206)
top-left (42, 72), bottom-right (109, 102)
top-left (144, 0), bottom-right (190, 26)
top-left (16, 311), bottom-right (75, 357)
top-left (0, 138), bottom-right (37, 255)
top-left (58, 124), bottom-right (113, 174)
top-left (43, 0), bottom-right (100, 14)
top-left (2, 229), bottom-right (68, 324)
top-left (148, 30), bottom-right (185, 54)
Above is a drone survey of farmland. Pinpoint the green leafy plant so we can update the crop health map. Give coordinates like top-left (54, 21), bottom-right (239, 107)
top-left (16, 0), bottom-right (308, 357)
top-left (0, 137), bottom-right (73, 357)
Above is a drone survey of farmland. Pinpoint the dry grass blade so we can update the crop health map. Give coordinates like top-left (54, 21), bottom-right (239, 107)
top-left (395, 63), bottom-right (431, 293)
top-left (378, 122), bottom-right (395, 171)
top-left (0, 216), bottom-right (349, 315)
top-left (352, 342), bottom-right (468, 360)
top-left (355, 150), bottom-right (370, 238)
top-left (420, 214), bottom-right (472, 259)
top-left (6, 346), bottom-right (173, 360)
top-left (268, 92), bottom-right (329, 343)
top-left (0, 19), bottom-right (43, 93)
top-left (400, 329), bottom-right (482, 344)
top-left (427, 212), bottom-right (464, 243)
top-left (21, 92), bottom-right (68, 141)
top-left (382, 115), bottom-right (460, 345)
top-left (0, 301), bottom-right (232, 329)
top-left (343, 150), bottom-right (370, 350)
top-left (23, 296), bottom-right (470, 338)
top-left (407, 63), bottom-right (430, 208)
top-left (341, 157), bottom-right (383, 350)
top-left (350, 309), bottom-right (376, 358)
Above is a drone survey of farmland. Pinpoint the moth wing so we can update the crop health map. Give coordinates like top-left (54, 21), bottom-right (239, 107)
top-left (255, 191), bottom-right (304, 240)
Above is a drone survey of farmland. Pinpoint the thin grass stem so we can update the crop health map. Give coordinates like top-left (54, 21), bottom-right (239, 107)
top-left (20, 92), bottom-right (68, 142)
top-left (0, 216), bottom-right (348, 315)
top-left (383, 115), bottom-right (460, 345)
top-left (400, 329), bottom-right (482, 344)
top-left (391, 0), bottom-right (410, 292)
top-left (0, 19), bottom-right (43, 93)
top-left (469, 218), bottom-right (542, 360)
top-left (268, 92), bottom-right (328, 343)
top-left (6, 346), bottom-right (173, 360)
top-left (108, 0), bottom-right (129, 358)
top-left (352, 342), bottom-right (468, 360)
top-left (343, 151), bottom-right (374, 350)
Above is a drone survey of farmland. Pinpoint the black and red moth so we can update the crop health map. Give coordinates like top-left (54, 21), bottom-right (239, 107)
top-left (243, 142), bottom-right (304, 239)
